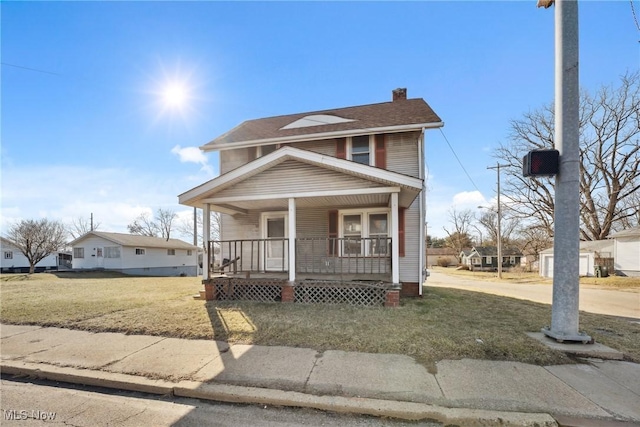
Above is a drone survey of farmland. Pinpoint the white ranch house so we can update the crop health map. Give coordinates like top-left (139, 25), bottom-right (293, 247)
top-left (0, 237), bottom-right (60, 273)
top-left (179, 88), bottom-right (443, 305)
top-left (70, 231), bottom-right (200, 277)
top-left (610, 227), bottom-right (640, 277)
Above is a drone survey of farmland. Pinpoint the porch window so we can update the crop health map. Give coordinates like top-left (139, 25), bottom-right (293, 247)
top-left (340, 210), bottom-right (389, 256)
top-left (135, 248), bottom-right (146, 255)
top-left (105, 247), bottom-right (120, 258)
top-left (4, 251), bottom-right (12, 259)
top-left (73, 248), bottom-right (84, 259)
top-left (343, 214), bottom-right (362, 255)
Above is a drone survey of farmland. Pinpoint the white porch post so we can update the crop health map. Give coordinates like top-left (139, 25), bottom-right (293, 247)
top-left (390, 192), bottom-right (400, 285)
top-left (288, 198), bottom-right (296, 283)
top-left (203, 203), bottom-right (210, 280)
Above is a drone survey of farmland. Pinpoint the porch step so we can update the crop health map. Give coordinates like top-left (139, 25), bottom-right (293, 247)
top-left (192, 289), bottom-right (206, 300)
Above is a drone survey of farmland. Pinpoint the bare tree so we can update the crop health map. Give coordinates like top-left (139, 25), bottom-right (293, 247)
top-left (443, 208), bottom-right (474, 255)
top-left (176, 209), bottom-right (221, 249)
top-left (156, 208), bottom-right (177, 241)
top-left (496, 71), bottom-right (640, 240)
top-left (476, 208), bottom-right (518, 246)
top-left (68, 216), bottom-right (101, 239)
top-left (513, 225), bottom-right (553, 272)
top-left (127, 212), bottom-right (160, 237)
top-left (5, 219), bottom-right (68, 274)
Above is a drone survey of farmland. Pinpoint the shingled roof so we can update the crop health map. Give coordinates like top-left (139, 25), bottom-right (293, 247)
top-left (201, 90), bottom-right (443, 151)
top-left (70, 231), bottom-right (198, 250)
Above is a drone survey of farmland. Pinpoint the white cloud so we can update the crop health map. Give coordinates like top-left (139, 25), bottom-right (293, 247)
top-left (0, 164), bottom-right (189, 235)
top-left (452, 190), bottom-right (487, 208)
top-left (171, 145), bottom-right (214, 176)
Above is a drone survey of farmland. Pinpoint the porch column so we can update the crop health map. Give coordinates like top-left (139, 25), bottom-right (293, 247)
top-left (288, 198), bottom-right (296, 283)
top-left (203, 203), bottom-right (210, 280)
top-left (390, 192), bottom-right (400, 284)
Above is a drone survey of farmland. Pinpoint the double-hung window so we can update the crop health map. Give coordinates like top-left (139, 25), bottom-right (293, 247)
top-left (4, 251), bottom-right (13, 260)
top-left (135, 248), bottom-right (146, 255)
top-left (73, 248), bottom-right (84, 259)
top-left (105, 247), bottom-right (120, 258)
top-left (340, 210), bottom-right (389, 256)
top-left (350, 135), bottom-right (371, 165)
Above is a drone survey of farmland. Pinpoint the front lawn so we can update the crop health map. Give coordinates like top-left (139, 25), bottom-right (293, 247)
top-left (1, 272), bottom-right (638, 370)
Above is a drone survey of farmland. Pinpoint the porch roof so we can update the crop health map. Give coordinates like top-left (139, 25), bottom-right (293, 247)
top-left (178, 146), bottom-right (423, 213)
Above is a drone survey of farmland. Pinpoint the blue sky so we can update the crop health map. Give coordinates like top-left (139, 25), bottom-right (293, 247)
top-left (2, 1), bottom-right (638, 239)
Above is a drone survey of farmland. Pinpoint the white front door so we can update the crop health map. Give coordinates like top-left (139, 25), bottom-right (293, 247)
top-left (262, 213), bottom-right (288, 271)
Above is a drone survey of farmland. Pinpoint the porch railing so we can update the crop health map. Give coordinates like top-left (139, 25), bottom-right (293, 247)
top-left (296, 237), bottom-right (391, 275)
top-left (209, 239), bottom-right (289, 274)
top-left (207, 237), bottom-right (391, 276)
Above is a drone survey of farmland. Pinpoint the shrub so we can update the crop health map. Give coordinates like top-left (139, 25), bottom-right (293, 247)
top-left (437, 257), bottom-right (450, 267)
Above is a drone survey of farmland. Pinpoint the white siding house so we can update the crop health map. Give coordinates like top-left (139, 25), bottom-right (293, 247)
top-left (539, 240), bottom-right (613, 278)
top-left (179, 88), bottom-right (443, 296)
top-left (70, 232), bottom-right (200, 276)
top-left (610, 227), bottom-right (640, 277)
top-left (0, 237), bottom-right (59, 273)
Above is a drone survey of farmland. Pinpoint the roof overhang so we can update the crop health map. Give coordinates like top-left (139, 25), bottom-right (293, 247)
top-left (200, 121), bottom-right (444, 152)
top-left (179, 146), bottom-right (423, 212)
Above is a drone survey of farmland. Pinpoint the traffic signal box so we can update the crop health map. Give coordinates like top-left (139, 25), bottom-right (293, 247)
top-left (523, 149), bottom-right (560, 177)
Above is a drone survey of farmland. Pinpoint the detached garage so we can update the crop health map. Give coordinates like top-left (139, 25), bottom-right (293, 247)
top-left (610, 227), bottom-right (640, 277)
top-left (539, 240), bottom-right (613, 278)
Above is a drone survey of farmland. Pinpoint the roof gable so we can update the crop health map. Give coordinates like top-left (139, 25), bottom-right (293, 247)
top-left (202, 97), bottom-right (442, 151)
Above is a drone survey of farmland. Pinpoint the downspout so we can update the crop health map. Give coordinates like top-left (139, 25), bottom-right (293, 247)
top-left (418, 127), bottom-right (426, 296)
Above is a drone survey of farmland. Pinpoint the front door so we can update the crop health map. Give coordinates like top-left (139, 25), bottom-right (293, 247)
top-left (262, 213), bottom-right (288, 271)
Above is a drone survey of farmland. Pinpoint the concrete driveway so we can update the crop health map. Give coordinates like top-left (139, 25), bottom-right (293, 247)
top-left (425, 270), bottom-right (640, 320)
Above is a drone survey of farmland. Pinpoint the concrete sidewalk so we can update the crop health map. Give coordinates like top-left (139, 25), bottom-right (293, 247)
top-left (1, 324), bottom-right (639, 427)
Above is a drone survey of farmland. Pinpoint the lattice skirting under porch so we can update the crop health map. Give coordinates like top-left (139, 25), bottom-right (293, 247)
top-left (203, 278), bottom-right (399, 307)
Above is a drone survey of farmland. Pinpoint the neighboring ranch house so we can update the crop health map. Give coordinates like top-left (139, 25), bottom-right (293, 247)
top-left (466, 246), bottom-right (523, 272)
top-left (0, 237), bottom-right (59, 273)
top-left (70, 231), bottom-right (200, 277)
top-left (539, 239), bottom-right (613, 278)
top-left (610, 227), bottom-right (640, 277)
top-left (179, 88), bottom-right (443, 298)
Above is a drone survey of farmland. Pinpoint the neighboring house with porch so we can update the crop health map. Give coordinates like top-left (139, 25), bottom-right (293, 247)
top-left (179, 88), bottom-right (443, 301)
top-left (610, 227), bottom-right (640, 277)
top-left (538, 239), bottom-right (613, 278)
top-left (70, 231), bottom-right (200, 277)
top-left (0, 236), bottom-right (60, 273)
top-left (466, 246), bottom-right (523, 272)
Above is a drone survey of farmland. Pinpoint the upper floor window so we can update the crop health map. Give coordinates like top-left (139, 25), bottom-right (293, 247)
top-left (258, 144), bottom-right (278, 156)
top-left (4, 251), bottom-right (13, 259)
top-left (348, 135), bottom-right (372, 166)
top-left (73, 248), bottom-right (84, 259)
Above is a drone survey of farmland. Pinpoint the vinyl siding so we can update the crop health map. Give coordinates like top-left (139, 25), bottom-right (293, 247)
top-left (615, 237), bottom-right (640, 275)
top-left (399, 199), bottom-right (420, 282)
top-left (214, 160), bottom-right (388, 200)
top-left (386, 132), bottom-right (420, 178)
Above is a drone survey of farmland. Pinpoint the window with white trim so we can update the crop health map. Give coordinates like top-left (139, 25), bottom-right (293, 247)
top-left (4, 251), bottom-right (13, 260)
top-left (187, 250), bottom-right (193, 256)
top-left (135, 248), bottom-right (146, 255)
top-left (485, 256), bottom-right (492, 264)
top-left (167, 249), bottom-right (176, 256)
top-left (73, 248), bottom-right (84, 259)
top-left (340, 209), bottom-right (389, 256)
top-left (105, 247), bottom-right (121, 259)
top-left (346, 135), bottom-right (374, 166)
top-left (510, 256), bottom-right (516, 265)
top-left (472, 257), bottom-right (481, 265)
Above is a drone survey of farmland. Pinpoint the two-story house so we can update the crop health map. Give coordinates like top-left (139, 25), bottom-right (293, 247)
top-left (179, 88), bottom-right (443, 300)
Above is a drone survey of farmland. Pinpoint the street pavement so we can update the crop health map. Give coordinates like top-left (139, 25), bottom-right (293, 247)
top-left (2, 323), bottom-right (639, 427)
top-left (426, 269), bottom-right (640, 319)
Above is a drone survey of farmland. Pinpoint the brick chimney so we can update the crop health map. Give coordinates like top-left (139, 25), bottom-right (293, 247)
top-left (392, 88), bottom-right (407, 101)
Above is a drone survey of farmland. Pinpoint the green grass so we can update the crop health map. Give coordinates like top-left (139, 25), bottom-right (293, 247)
top-left (1, 272), bottom-right (638, 370)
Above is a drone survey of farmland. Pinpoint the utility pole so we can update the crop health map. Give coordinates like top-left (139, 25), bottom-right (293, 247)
top-left (540, 0), bottom-right (591, 343)
top-left (487, 163), bottom-right (508, 279)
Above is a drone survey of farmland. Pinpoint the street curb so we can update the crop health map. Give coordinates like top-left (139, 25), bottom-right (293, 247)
top-left (1, 360), bottom-right (558, 427)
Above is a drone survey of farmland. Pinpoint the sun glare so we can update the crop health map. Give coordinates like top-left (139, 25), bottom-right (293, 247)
top-left (162, 83), bottom-right (187, 108)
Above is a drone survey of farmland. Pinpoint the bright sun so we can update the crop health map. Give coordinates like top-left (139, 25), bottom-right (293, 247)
top-left (162, 83), bottom-right (187, 108)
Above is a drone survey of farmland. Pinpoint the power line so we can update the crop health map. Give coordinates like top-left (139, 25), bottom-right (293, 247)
top-left (437, 128), bottom-right (482, 194)
top-left (1, 62), bottom-right (60, 76)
